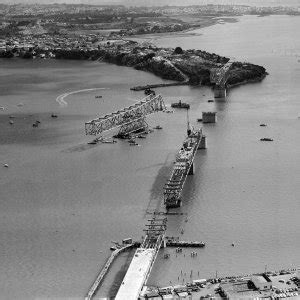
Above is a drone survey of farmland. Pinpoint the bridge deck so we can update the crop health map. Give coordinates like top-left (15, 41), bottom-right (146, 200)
top-left (164, 129), bottom-right (202, 208)
top-left (115, 217), bottom-right (166, 300)
top-left (115, 248), bottom-right (156, 300)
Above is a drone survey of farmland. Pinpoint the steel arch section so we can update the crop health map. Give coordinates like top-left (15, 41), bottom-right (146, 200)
top-left (85, 94), bottom-right (166, 136)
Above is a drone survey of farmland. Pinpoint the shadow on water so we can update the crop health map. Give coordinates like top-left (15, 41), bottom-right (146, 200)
top-left (145, 158), bottom-right (173, 215)
top-left (105, 249), bottom-right (136, 298)
top-left (62, 143), bottom-right (99, 153)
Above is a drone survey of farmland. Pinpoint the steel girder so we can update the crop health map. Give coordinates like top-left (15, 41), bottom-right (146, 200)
top-left (85, 94), bottom-right (165, 136)
top-left (210, 62), bottom-right (233, 87)
top-left (117, 117), bottom-right (148, 137)
top-left (141, 217), bottom-right (167, 249)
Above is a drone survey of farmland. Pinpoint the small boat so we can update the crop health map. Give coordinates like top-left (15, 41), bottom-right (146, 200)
top-left (137, 135), bottom-right (146, 139)
top-left (88, 139), bottom-right (98, 145)
top-left (95, 95), bottom-right (102, 99)
top-left (260, 124), bottom-right (267, 127)
top-left (154, 125), bottom-right (163, 130)
top-left (260, 138), bottom-right (273, 141)
top-left (9, 120), bottom-right (14, 125)
top-left (163, 253), bottom-right (170, 259)
top-left (207, 100), bottom-right (214, 103)
top-left (231, 243), bottom-right (235, 247)
top-left (32, 121), bottom-right (39, 127)
top-left (0, 106), bottom-right (4, 110)
top-left (129, 142), bottom-right (139, 146)
top-left (197, 118), bottom-right (202, 122)
top-left (51, 114), bottom-right (58, 118)
top-left (171, 100), bottom-right (190, 109)
top-left (17, 103), bottom-right (24, 107)
top-left (128, 138), bottom-right (136, 143)
top-left (9, 115), bottom-right (15, 119)
top-left (102, 139), bottom-right (117, 144)
top-left (3, 164), bottom-right (9, 168)
top-left (110, 246), bottom-right (117, 251)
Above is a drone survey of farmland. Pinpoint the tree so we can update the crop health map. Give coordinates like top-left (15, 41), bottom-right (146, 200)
top-left (174, 47), bottom-right (183, 55)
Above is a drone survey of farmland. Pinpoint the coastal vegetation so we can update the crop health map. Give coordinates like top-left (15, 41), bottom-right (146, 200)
top-left (53, 42), bottom-right (267, 88)
top-left (0, 40), bottom-right (267, 89)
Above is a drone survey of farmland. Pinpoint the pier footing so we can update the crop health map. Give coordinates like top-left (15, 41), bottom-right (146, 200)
top-left (198, 135), bottom-right (207, 149)
top-left (188, 162), bottom-right (195, 175)
top-left (214, 87), bottom-right (227, 99)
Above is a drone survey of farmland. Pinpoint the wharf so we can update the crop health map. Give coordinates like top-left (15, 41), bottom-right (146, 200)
top-left (165, 236), bottom-right (205, 248)
top-left (166, 240), bottom-right (205, 248)
top-left (130, 82), bottom-right (188, 91)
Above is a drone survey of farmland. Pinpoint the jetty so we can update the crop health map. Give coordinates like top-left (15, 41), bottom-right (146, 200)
top-left (165, 237), bottom-right (205, 248)
top-left (130, 82), bottom-right (189, 91)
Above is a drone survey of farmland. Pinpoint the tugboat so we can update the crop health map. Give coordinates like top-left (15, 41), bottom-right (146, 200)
top-left (171, 100), bottom-right (190, 109)
top-left (260, 138), bottom-right (273, 141)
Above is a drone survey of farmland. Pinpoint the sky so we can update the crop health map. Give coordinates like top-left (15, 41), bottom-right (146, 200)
top-left (0, 0), bottom-right (299, 6)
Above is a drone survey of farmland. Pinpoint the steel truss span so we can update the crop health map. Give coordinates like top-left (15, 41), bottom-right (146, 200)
top-left (210, 61), bottom-right (233, 87)
top-left (85, 94), bottom-right (165, 136)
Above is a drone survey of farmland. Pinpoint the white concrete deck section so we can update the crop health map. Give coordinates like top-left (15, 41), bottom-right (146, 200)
top-left (115, 248), bottom-right (156, 300)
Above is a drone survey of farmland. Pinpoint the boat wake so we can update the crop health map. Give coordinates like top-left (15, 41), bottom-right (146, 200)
top-left (56, 87), bottom-right (108, 107)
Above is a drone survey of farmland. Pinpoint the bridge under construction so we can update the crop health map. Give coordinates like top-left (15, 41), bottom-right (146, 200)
top-left (210, 61), bottom-right (233, 98)
top-left (164, 128), bottom-right (206, 208)
top-left (85, 94), bottom-right (207, 300)
top-left (85, 94), bottom-right (165, 138)
top-left (115, 216), bottom-right (167, 300)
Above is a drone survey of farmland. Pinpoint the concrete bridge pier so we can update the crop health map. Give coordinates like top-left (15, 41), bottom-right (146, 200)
top-left (188, 162), bottom-right (195, 175)
top-left (198, 135), bottom-right (207, 150)
top-left (214, 86), bottom-right (227, 99)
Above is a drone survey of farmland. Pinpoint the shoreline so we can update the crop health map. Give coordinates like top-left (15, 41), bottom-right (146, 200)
top-left (227, 73), bottom-right (268, 90)
top-left (126, 16), bottom-right (240, 41)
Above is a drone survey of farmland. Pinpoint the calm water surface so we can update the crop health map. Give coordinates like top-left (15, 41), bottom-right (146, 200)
top-left (0, 15), bottom-right (299, 299)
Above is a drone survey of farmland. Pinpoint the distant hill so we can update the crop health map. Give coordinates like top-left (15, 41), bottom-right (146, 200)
top-left (0, 0), bottom-right (299, 7)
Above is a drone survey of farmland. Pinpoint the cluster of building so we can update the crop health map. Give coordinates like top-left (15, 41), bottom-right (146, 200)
top-left (0, 33), bottom-right (104, 58)
top-left (141, 269), bottom-right (300, 299)
top-left (157, 4), bottom-right (300, 16)
top-left (0, 4), bottom-right (126, 17)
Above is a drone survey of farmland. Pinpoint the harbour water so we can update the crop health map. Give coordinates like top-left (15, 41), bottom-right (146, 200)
top-left (0, 15), bottom-right (299, 299)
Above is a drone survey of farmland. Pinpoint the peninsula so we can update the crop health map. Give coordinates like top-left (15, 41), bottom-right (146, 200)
top-left (1, 38), bottom-right (267, 90)
top-left (55, 41), bottom-right (267, 89)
